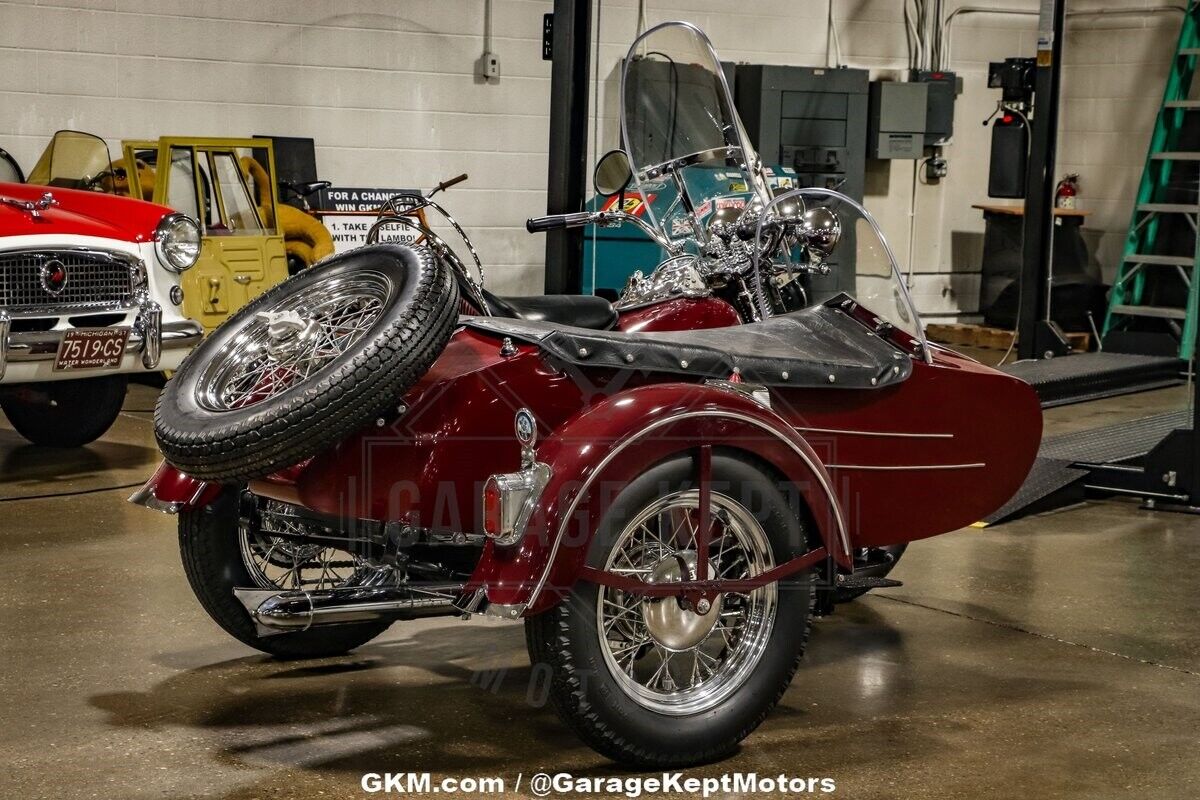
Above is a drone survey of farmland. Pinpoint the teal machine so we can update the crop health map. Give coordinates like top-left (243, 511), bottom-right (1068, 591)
top-left (581, 164), bottom-right (802, 297)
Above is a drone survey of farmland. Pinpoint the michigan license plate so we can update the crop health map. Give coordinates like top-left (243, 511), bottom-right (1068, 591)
top-left (53, 328), bottom-right (130, 371)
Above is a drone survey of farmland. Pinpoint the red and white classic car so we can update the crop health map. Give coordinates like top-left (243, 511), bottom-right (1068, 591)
top-left (0, 132), bottom-right (203, 446)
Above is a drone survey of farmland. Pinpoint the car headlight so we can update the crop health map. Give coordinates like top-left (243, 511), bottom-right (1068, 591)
top-left (154, 213), bottom-right (201, 273)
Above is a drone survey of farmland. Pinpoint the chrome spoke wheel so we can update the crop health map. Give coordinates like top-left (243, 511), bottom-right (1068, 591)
top-left (196, 272), bottom-right (390, 412)
top-left (238, 500), bottom-right (370, 591)
top-left (596, 490), bottom-right (776, 716)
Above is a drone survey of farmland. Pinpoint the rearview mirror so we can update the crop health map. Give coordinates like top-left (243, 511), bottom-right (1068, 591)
top-left (593, 149), bottom-right (633, 198)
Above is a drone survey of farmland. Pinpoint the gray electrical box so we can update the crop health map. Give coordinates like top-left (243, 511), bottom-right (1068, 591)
top-left (911, 70), bottom-right (959, 145)
top-left (732, 64), bottom-right (868, 297)
top-left (868, 81), bottom-right (928, 159)
top-left (733, 64), bottom-right (869, 203)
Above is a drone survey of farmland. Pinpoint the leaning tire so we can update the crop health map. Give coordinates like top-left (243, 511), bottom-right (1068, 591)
top-left (179, 487), bottom-right (390, 659)
top-left (1, 374), bottom-right (127, 447)
top-left (155, 244), bottom-right (457, 482)
top-left (525, 452), bottom-right (814, 768)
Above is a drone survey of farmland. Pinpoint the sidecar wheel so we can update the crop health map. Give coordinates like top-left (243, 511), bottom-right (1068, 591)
top-left (154, 244), bottom-right (458, 482)
top-left (178, 488), bottom-right (390, 659)
top-left (525, 453), bottom-right (814, 768)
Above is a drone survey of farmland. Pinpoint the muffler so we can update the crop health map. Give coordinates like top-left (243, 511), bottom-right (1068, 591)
top-left (233, 583), bottom-right (462, 636)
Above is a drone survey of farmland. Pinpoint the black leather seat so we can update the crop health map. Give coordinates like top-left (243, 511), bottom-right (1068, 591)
top-left (463, 296), bottom-right (911, 389)
top-left (482, 289), bottom-right (618, 330)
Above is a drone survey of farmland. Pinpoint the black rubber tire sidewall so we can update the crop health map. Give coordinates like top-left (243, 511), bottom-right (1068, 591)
top-left (1, 374), bottom-right (127, 447)
top-left (155, 244), bottom-right (458, 482)
top-left (525, 452), bottom-right (814, 768)
top-left (178, 487), bottom-right (390, 659)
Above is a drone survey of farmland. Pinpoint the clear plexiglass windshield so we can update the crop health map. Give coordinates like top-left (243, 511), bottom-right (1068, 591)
top-left (620, 21), bottom-right (769, 251)
top-left (619, 21), bottom-right (927, 351)
top-left (26, 130), bottom-right (113, 190)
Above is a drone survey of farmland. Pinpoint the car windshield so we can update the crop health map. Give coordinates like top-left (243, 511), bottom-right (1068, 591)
top-left (619, 22), bottom-right (927, 351)
top-left (26, 130), bottom-right (114, 191)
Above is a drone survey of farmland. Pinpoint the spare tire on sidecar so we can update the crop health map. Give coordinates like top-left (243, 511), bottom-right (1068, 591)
top-left (154, 244), bottom-right (458, 482)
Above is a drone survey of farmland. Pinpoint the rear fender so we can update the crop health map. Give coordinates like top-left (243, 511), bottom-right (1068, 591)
top-left (128, 460), bottom-right (221, 513)
top-left (466, 382), bottom-right (852, 618)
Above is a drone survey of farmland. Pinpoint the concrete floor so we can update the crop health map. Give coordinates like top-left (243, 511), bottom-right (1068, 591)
top-left (2, 383), bottom-right (1199, 799)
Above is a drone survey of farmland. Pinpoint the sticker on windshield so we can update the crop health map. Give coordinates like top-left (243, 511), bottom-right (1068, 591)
top-left (601, 193), bottom-right (655, 217)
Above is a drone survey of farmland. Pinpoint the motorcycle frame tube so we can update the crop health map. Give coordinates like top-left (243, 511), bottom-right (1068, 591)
top-left (466, 382), bottom-right (853, 619)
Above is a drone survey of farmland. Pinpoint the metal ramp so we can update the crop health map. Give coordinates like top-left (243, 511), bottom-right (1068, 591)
top-left (1001, 352), bottom-right (1183, 408)
top-left (983, 409), bottom-right (1191, 524)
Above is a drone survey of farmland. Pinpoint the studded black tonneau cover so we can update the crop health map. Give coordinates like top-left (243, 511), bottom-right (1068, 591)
top-left (463, 299), bottom-right (911, 389)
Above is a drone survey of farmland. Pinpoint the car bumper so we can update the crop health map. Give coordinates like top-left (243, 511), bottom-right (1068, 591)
top-left (0, 306), bottom-right (203, 384)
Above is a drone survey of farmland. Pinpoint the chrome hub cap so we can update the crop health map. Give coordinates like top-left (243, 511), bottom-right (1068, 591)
top-left (597, 490), bottom-right (776, 716)
top-left (641, 552), bottom-right (722, 652)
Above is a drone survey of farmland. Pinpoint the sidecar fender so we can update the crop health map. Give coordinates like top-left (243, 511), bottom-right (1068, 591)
top-left (467, 382), bottom-right (853, 618)
top-left (128, 460), bottom-right (221, 513)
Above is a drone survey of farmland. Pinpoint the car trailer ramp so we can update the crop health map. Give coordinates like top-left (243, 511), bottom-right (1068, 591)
top-left (983, 408), bottom-right (1192, 525)
top-left (1000, 352), bottom-right (1183, 408)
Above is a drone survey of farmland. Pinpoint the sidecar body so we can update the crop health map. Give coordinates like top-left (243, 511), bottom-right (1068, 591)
top-left (138, 286), bottom-right (1040, 617)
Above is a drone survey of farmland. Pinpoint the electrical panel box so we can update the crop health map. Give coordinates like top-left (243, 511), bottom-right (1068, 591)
top-left (733, 64), bottom-right (869, 203)
top-left (911, 70), bottom-right (958, 145)
top-left (868, 82), bottom-right (928, 159)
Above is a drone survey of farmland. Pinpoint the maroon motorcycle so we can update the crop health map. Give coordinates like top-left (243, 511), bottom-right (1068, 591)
top-left (133, 22), bottom-right (1041, 767)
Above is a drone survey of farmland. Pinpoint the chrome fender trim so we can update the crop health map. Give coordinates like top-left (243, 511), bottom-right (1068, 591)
top-left (521, 408), bottom-right (850, 614)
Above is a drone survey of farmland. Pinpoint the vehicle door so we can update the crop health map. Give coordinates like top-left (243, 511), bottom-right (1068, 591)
top-left (127, 138), bottom-right (288, 333)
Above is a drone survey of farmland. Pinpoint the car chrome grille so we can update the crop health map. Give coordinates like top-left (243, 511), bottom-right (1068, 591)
top-left (0, 249), bottom-right (137, 314)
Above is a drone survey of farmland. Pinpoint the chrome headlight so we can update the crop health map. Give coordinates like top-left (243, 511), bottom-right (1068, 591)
top-left (154, 213), bottom-right (201, 273)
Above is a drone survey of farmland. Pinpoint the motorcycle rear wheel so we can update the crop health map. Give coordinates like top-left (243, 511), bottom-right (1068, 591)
top-left (525, 452), bottom-right (814, 768)
top-left (178, 488), bottom-right (390, 659)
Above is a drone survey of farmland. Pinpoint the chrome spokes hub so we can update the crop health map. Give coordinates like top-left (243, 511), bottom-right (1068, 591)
top-left (196, 272), bottom-right (391, 412)
top-left (597, 490), bottom-right (777, 716)
top-left (641, 552), bottom-right (722, 652)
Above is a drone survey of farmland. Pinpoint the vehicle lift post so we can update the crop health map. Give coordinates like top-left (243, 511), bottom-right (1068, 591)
top-left (542, 0), bottom-right (592, 295)
top-left (1017, 0), bottom-right (1072, 360)
top-left (1079, 321), bottom-right (1200, 512)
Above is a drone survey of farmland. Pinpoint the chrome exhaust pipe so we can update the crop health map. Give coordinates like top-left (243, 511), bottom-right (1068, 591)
top-left (234, 583), bottom-right (462, 636)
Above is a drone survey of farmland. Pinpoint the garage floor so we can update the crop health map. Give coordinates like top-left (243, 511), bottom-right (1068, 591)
top-left (2, 383), bottom-right (1199, 799)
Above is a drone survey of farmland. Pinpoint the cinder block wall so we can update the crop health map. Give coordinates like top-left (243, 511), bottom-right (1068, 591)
top-left (0, 0), bottom-right (1180, 318)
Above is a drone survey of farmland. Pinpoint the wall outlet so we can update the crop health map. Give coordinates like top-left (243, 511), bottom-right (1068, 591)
top-left (477, 51), bottom-right (501, 81)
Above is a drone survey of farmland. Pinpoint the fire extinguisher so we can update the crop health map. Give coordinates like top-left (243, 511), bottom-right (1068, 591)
top-left (1055, 173), bottom-right (1079, 210)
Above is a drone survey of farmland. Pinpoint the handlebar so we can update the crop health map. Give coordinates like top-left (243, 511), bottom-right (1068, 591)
top-left (430, 173), bottom-right (469, 197)
top-left (526, 211), bottom-right (595, 233)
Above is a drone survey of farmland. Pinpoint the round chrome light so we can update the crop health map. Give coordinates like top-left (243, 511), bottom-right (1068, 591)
top-left (154, 213), bottom-right (201, 273)
top-left (169, 284), bottom-right (184, 306)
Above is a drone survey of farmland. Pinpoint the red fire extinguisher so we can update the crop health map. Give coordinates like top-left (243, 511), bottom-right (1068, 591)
top-left (1055, 173), bottom-right (1079, 210)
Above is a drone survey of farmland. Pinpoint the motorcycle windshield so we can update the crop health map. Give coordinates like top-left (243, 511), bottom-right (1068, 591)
top-left (26, 130), bottom-right (112, 191)
top-left (755, 187), bottom-right (929, 351)
top-left (620, 21), bottom-right (768, 252)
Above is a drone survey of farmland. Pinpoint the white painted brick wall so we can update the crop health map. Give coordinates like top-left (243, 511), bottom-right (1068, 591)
top-left (0, 0), bottom-right (1180, 310)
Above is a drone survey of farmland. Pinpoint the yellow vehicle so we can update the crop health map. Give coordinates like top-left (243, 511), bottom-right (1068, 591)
top-left (120, 138), bottom-right (290, 333)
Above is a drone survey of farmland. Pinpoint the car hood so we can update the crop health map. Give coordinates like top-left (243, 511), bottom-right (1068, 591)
top-left (0, 181), bottom-right (173, 242)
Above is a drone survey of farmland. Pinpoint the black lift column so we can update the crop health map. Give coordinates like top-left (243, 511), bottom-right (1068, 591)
top-left (542, 0), bottom-right (592, 295)
top-left (1017, 0), bottom-right (1071, 359)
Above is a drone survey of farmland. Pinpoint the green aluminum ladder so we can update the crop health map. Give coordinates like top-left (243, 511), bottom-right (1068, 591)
top-left (1104, 2), bottom-right (1200, 359)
